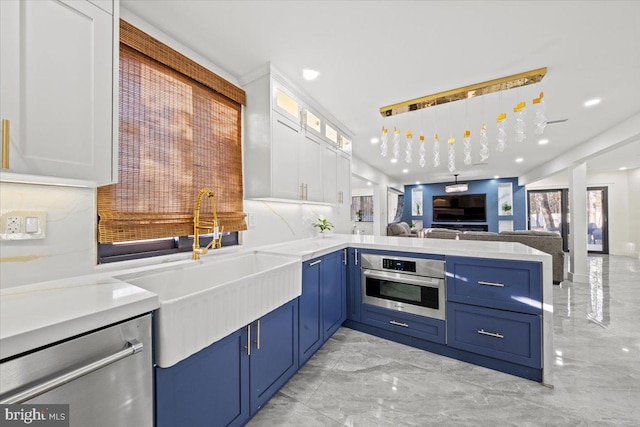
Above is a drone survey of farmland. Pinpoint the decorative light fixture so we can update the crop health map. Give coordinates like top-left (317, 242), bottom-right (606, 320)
top-left (584, 98), bottom-right (601, 107)
top-left (445, 174), bottom-right (468, 193)
top-left (375, 67), bottom-right (549, 170)
top-left (379, 67), bottom-right (547, 117)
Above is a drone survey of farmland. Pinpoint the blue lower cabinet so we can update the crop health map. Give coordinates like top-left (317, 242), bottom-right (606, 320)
top-left (321, 250), bottom-right (347, 341)
top-left (155, 299), bottom-right (299, 427)
top-left (155, 328), bottom-right (249, 427)
top-left (299, 259), bottom-right (322, 365)
top-left (250, 299), bottom-right (299, 414)
top-left (447, 302), bottom-right (542, 368)
top-left (299, 250), bottom-right (347, 366)
top-left (361, 304), bottom-right (446, 344)
top-left (346, 248), bottom-right (361, 322)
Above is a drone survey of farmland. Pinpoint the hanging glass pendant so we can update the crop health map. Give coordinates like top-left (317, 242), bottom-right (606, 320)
top-left (447, 138), bottom-right (456, 172)
top-left (463, 130), bottom-right (472, 165)
top-left (380, 126), bottom-right (389, 157)
top-left (392, 127), bottom-right (400, 159)
top-left (479, 123), bottom-right (489, 161)
top-left (496, 113), bottom-right (507, 152)
top-left (533, 92), bottom-right (547, 135)
top-left (514, 101), bottom-right (526, 143)
top-left (405, 131), bottom-right (413, 163)
top-left (418, 135), bottom-right (426, 168)
top-left (433, 133), bottom-right (441, 167)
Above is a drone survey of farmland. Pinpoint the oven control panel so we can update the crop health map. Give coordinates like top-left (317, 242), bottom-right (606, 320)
top-left (382, 258), bottom-right (416, 272)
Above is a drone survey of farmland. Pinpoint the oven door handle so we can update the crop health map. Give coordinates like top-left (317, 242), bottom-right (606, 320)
top-left (361, 269), bottom-right (440, 287)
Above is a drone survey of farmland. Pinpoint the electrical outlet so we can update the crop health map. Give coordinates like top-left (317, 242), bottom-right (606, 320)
top-left (1, 211), bottom-right (46, 240)
top-left (6, 216), bottom-right (20, 234)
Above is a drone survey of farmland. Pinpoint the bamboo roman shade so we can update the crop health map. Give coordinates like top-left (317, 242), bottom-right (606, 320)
top-left (97, 21), bottom-right (246, 244)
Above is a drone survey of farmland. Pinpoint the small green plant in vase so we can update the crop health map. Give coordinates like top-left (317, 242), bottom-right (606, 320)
top-left (313, 218), bottom-right (334, 235)
top-left (502, 203), bottom-right (512, 214)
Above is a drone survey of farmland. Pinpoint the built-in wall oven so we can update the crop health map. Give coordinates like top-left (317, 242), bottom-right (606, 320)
top-left (361, 254), bottom-right (445, 320)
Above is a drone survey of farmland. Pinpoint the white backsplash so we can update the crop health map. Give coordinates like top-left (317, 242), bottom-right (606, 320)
top-left (0, 182), bottom-right (352, 288)
top-left (0, 182), bottom-right (96, 288)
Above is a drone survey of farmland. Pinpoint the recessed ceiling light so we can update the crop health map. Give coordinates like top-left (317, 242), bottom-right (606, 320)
top-left (494, 175), bottom-right (500, 179)
top-left (402, 168), bottom-right (409, 173)
top-left (415, 181), bottom-right (420, 185)
top-left (515, 157), bottom-right (524, 163)
top-left (302, 69), bottom-right (320, 81)
top-left (370, 137), bottom-right (379, 144)
top-left (367, 181), bottom-right (372, 186)
top-left (538, 139), bottom-right (549, 145)
top-left (584, 98), bottom-right (601, 107)
top-left (390, 158), bottom-right (398, 164)
top-left (619, 166), bottom-right (628, 170)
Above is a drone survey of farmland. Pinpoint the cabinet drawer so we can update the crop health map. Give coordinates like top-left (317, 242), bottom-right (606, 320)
top-left (361, 304), bottom-right (445, 344)
top-left (447, 302), bottom-right (541, 368)
top-left (446, 256), bottom-right (541, 314)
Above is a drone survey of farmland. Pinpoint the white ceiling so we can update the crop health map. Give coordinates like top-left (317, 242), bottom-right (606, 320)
top-left (121, 0), bottom-right (640, 185)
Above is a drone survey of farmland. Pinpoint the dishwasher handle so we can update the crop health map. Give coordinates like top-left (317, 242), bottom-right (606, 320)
top-left (0, 339), bottom-right (144, 404)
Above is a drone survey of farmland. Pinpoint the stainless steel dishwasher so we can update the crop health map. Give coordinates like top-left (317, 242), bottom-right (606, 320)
top-left (0, 314), bottom-right (153, 426)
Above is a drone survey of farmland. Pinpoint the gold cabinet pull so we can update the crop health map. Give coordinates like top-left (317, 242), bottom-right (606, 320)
top-left (2, 119), bottom-right (9, 169)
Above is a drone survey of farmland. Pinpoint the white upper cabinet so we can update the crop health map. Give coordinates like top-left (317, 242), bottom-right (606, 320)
top-left (0, 0), bottom-right (118, 185)
top-left (243, 66), bottom-right (352, 204)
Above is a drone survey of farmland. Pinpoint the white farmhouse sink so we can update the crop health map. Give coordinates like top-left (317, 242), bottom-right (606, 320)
top-left (118, 251), bottom-right (301, 367)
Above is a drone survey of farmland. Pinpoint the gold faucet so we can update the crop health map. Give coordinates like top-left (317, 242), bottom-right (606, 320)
top-left (192, 187), bottom-right (224, 260)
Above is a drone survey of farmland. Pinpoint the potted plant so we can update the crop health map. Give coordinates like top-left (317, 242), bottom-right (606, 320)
top-left (313, 218), bottom-right (334, 236)
top-left (502, 202), bottom-right (512, 214)
top-left (415, 202), bottom-right (421, 215)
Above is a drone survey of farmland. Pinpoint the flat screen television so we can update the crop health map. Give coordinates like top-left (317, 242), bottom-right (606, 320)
top-left (432, 194), bottom-right (487, 222)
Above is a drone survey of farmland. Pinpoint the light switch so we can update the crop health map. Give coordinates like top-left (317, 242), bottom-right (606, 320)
top-left (25, 217), bottom-right (39, 233)
top-left (1, 210), bottom-right (46, 240)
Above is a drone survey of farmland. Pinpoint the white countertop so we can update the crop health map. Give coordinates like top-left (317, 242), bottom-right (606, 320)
top-left (260, 234), bottom-right (553, 263)
top-left (0, 234), bottom-right (552, 362)
top-left (0, 275), bottom-right (158, 360)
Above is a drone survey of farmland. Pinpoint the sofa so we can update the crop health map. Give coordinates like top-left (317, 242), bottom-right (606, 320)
top-left (423, 228), bottom-right (565, 283)
top-left (386, 222), bottom-right (419, 238)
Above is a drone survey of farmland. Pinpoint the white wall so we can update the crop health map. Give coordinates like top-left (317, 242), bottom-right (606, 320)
top-left (527, 169), bottom-right (638, 257)
top-left (351, 155), bottom-right (395, 236)
top-left (627, 169), bottom-right (640, 258)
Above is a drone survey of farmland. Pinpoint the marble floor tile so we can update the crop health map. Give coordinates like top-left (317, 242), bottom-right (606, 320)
top-left (247, 255), bottom-right (640, 426)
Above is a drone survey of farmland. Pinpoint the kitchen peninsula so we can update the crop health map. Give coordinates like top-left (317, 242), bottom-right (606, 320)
top-left (1, 235), bottom-right (553, 425)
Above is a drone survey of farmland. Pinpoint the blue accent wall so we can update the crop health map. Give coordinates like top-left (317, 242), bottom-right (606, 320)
top-left (401, 177), bottom-right (526, 232)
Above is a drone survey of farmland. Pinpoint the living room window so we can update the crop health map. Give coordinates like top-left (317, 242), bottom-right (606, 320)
top-left (96, 20), bottom-right (246, 263)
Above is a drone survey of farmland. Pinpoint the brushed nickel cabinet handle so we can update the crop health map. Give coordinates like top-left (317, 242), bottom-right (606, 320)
top-left (300, 183), bottom-right (305, 200)
top-left (309, 259), bottom-right (322, 267)
top-left (254, 320), bottom-right (261, 350)
top-left (389, 320), bottom-right (409, 328)
top-left (2, 119), bottom-right (9, 169)
top-left (478, 281), bottom-right (505, 287)
top-left (355, 249), bottom-right (358, 265)
top-left (343, 249), bottom-right (347, 265)
top-left (477, 329), bottom-right (504, 339)
top-left (245, 325), bottom-right (251, 356)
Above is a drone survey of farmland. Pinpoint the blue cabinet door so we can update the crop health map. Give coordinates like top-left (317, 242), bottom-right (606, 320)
top-left (346, 248), bottom-right (361, 321)
top-left (299, 258), bottom-right (323, 365)
top-left (447, 302), bottom-right (542, 368)
top-left (155, 328), bottom-right (250, 427)
top-left (322, 250), bottom-right (347, 341)
top-left (250, 299), bottom-right (299, 414)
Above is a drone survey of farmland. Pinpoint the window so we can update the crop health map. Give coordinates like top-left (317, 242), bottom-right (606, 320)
top-left (97, 21), bottom-right (246, 263)
top-left (351, 196), bottom-right (374, 222)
